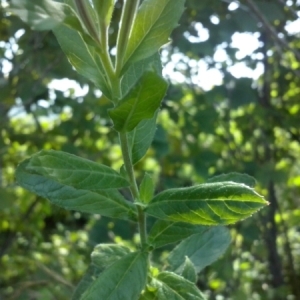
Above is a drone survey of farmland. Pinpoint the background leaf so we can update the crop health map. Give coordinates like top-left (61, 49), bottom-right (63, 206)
top-left (146, 182), bottom-right (268, 225)
top-left (168, 227), bottom-right (231, 273)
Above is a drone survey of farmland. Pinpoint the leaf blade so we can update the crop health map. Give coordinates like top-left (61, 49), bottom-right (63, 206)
top-left (148, 220), bottom-right (207, 249)
top-left (16, 159), bottom-right (136, 221)
top-left (53, 24), bottom-right (111, 97)
top-left (123, 0), bottom-right (185, 69)
top-left (168, 227), bottom-right (231, 273)
top-left (26, 150), bottom-right (130, 190)
top-left (146, 182), bottom-right (269, 225)
top-left (81, 251), bottom-right (148, 300)
top-left (109, 72), bottom-right (167, 132)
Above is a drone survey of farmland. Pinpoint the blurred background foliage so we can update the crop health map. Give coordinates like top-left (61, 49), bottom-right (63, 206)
top-left (1, 0), bottom-right (300, 299)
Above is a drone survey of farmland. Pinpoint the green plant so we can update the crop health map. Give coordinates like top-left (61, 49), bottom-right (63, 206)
top-left (9, 0), bottom-right (269, 299)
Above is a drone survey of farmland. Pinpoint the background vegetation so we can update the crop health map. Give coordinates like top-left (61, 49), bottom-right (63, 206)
top-left (1, 0), bottom-right (300, 299)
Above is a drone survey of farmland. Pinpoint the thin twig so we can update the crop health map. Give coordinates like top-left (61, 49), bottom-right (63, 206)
top-left (277, 0), bottom-right (299, 20)
top-left (244, 0), bottom-right (300, 62)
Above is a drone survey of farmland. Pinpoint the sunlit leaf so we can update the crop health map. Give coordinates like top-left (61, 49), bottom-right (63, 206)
top-left (146, 182), bottom-right (268, 225)
top-left (123, 0), bottom-right (185, 70)
top-left (207, 172), bottom-right (256, 187)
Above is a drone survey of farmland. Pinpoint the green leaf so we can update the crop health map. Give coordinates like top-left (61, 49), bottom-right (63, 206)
top-left (81, 251), bottom-right (148, 300)
top-left (26, 150), bottom-right (130, 190)
top-left (207, 172), bottom-right (257, 187)
top-left (72, 244), bottom-right (130, 300)
top-left (53, 24), bottom-right (111, 97)
top-left (123, 0), bottom-right (185, 70)
top-left (92, 0), bottom-right (114, 27)
top-left (148, 220), bottom-right (207, 249)
top-left (16, 159), bottom-right (136, 220)
top-left (9, 0), bottom-right (67, 30)
top-left (128, 110), bottom-right (158, 165)
top-left (146, 182), bottom-right (269, 225)
top-left (178, 257), bottom-right (197, 283)
top-left (121, 53), bottom-right (162, 96)
top-left (144, 272), bottom-right (206, 300)
top-left (109, 72), bottom-right (167, 132)
top-left (168, 227), bottom-right (231, 273)
top-left (139, 173), bottom-right (155, 204)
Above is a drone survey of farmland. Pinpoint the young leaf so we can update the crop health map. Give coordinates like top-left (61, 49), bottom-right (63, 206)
top-left (123, 0), bottom-right (185, 71)
top-left (144, 272), bottom-right (206, 300)
top-left (128, 110), bottom-right (158, 165)
top-left (26, 150), bottom-right (130, 190)
top-left (72, 244), bottom-right (131, 300)
top-left (81, 251), bottom-right (148, 300)
top-left (146, 182), bottom-right (269, 225)
top-left (207, 172), bottom-right (257, 187)
top-left (139, 173), bottom-right (155, 204)
top-left (177, 257), bottom-right (197, 283)
top-left (109, 72), bottom-right (167, 132)
top-left (148, 220), bottom-right (207, 249)
top-left (168, 226), bottom-right (231, 273)
top-left (9, 0), bottom-right (67, 30)
top-left (16, 160), bottom-right (136, 221)
top-left (53, 24), bottom-right (111, 97)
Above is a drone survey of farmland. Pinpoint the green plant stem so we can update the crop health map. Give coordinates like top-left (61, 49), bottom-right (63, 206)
top-left (119, 132), bottom-right (147, 248)
top-left (115, 0), bottom-right (140, 74)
